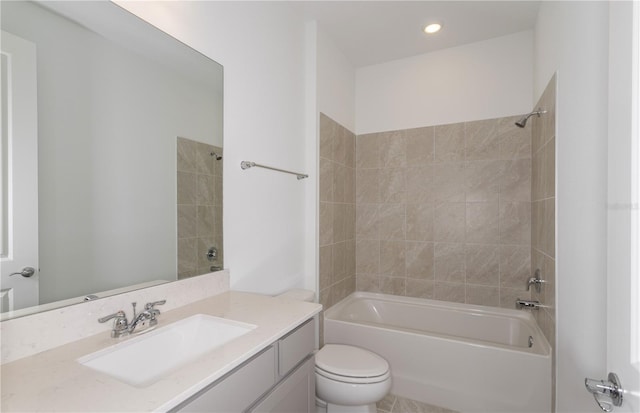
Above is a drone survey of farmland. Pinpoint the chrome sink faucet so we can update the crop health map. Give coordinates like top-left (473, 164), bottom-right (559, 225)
top-left (99, 300), bottom-right (166, 338)
top-left (129, 300), bottom-right (166, 332)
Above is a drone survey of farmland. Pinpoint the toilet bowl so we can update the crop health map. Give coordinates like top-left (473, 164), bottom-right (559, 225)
top-left (275, 290), bottom-right (391, 413)
top-left (315, 344), bottom-right (391, 413)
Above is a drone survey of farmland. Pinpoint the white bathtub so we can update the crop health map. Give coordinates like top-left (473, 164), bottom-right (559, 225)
top-left (323, 292), bottom-right (551, 413)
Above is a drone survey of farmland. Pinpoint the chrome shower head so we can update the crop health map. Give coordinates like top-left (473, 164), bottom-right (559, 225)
top-left (210, 152), bottom-right (222, 160)
top-left (515, 109), bottom-right (547, 128)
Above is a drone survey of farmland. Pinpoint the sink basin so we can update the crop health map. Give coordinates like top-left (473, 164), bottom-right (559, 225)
top-left (78, 314), bottom-right (256, 387)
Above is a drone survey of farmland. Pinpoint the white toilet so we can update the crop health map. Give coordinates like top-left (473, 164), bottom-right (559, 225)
top-left (276, 290), bottom-right (392, 413)
top-left (315, 344), bottom-right (391, 413)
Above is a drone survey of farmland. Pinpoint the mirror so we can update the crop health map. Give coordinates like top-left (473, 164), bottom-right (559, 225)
top-left (0, 1), bottom-right (223, 319)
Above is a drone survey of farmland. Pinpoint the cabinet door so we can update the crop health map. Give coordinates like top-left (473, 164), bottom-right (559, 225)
top-left (278, 319), bottom-right (315, 378)
top-left (250, 356), bottom-right (315, 413)
top-left (174, 346), bottom-right (275, 413)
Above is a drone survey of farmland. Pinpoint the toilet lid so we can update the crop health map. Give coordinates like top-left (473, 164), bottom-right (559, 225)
top-left (315, 365), bottom-right (391, 384)
top-left (316, 344), bottom-right (389, 378)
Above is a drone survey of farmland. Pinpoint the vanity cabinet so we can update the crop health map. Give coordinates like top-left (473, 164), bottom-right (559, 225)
top-left (172, 346), bottom-right (276, 413)
top-left (172, 318), bottom-right (315, 413)
top-left (249, 356), bottom-right (314, 413)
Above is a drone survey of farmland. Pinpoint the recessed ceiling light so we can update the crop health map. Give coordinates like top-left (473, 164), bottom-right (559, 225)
top-left (423, 23), bottom-right (442, 34)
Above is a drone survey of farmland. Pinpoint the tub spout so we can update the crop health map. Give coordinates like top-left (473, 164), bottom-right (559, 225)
top-left (515, 299), bottom-right (542, 310)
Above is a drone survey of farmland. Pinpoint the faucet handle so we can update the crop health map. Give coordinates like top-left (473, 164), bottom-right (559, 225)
top-left (145, 300), bottom-right (166, 310)
top-left (526, 269), bottom-right (547, 292)
top-left (144, 300), bottom-right (166, 328)
top-left (98, 310), bottom-right (127, 324)
top-left (98, 310), bottom-right (129, 338)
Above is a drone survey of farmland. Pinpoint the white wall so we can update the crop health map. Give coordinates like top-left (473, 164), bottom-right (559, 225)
top-left (534, 2), bottom-right (609, 412)
top-left (317, 28), bottom-right (356, 133)
top-left (355, 30), bottom-right (533, 134)
top-left (607, 2), bottom-right (640, 411)
top-left (301, 22), bottom-right (357, 297)
top-left (118, 2), bottom-right (310, 295)
top-left (304, 21), bottom-right (318, 295)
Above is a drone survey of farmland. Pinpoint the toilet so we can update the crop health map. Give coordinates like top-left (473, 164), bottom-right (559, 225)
top-left (276, 290), bottom-right (392, 413)
top-left (315, 344), bottom-right (391, 413)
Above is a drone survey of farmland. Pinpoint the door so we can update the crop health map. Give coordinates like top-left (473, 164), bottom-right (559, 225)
top-left (605, 2), bottom-right (640, 411)
top-left (0, 30), bottom-right (39, 312)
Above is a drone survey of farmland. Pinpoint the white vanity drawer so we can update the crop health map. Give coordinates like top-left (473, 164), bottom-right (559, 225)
top-left (174, 346), bottom-right (276, 413)
top-left (250, 355), bottom-right (315, 413)
top-left (277, 318), bottom-right (315, 378)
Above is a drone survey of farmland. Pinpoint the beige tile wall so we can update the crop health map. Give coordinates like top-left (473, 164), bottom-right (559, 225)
top-left (318, 86), bottom-right (555, 407)
top-left (530, 75), bottom-right (556, 408)
top-left (318, 114), bottom-right (356, 312)
top-left (354, 116), bottom-right (533, 308)
top-left (177, 137), bottom-right (223, 279)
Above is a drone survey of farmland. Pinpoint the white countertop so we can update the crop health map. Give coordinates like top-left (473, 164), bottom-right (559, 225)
top-left (0, 291), bottom-right (322, 412)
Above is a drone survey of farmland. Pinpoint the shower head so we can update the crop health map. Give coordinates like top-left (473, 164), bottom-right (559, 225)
top-left (210, 152), bottom-right (222, 160)
top-left (515, 109), bottom-right (547, 128)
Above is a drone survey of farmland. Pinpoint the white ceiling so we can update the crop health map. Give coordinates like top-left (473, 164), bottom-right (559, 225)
top-left (290, 1), bottom-right (541, 67)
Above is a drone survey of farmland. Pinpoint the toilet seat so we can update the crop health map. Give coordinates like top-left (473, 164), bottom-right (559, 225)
top-left (315, 365), bottom-right (391, 384)
top-left (315, 344), bottom-right (390, 384)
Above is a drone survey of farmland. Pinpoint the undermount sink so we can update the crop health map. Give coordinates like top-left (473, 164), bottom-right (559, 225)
top-left (78, 314), bottom-right (256, 387)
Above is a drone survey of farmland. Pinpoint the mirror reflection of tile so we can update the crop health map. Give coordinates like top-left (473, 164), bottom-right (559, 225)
top-left (177, 137), bottom-right (223, 279)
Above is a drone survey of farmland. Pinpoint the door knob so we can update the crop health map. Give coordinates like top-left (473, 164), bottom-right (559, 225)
top-left (9, 267), bottom-right (36, 278)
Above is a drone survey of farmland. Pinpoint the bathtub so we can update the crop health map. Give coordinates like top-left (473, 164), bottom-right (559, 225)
top-left (323, 292), bottom-right (551, 413)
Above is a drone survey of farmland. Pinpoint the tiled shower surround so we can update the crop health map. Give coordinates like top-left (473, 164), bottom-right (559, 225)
top-left (319, 111), bottom-right (536, 310)
top-left (354, 116), bottom-right (533, 308)
top-left (318, 114), bottom-right (357, 310)
top-left (531, 75), bottom-right (557, 406)
top-left (177, 137), bottom-right (223, 279)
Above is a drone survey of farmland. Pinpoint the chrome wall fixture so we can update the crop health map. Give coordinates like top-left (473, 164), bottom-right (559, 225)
top-left (240, 161), bottom-right (308, 180)
top-left (526, 269), bottom-right (547, 293)
top-left (206, 247), bottom-right (218, 262)
top-left (515, 108), bottom-right (547, 128)
top-left (585, 373), bottom-right (624, 412)
top-left (515, 298), bottom-right (543, 310)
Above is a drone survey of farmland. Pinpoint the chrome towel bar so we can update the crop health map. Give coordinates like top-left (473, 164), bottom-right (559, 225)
top-left (240, 161), bottom-right (308, 180)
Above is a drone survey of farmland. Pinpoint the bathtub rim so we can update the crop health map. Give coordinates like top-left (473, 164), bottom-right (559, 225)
top-left (324, 291), bottom-right (551, 357)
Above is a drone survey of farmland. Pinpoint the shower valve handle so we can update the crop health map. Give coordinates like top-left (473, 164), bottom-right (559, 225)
top-left (526, 269), bottom-right (546, 292)
top-left (206, 247), bottom-right (218, 261)
top-left (585, 373), bottom-right (623, 412)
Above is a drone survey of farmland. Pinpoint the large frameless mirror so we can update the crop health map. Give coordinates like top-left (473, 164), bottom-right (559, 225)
top-left (0, 1), bottom-right (223, 320)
